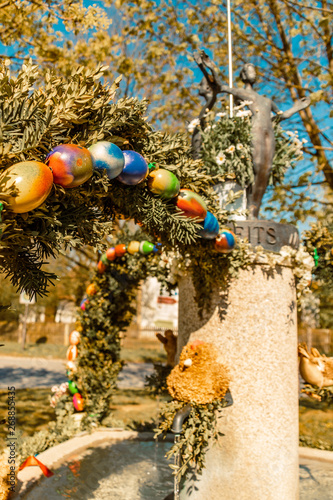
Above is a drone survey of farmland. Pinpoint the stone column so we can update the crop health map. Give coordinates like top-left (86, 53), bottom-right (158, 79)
top-left (178, 264), bottom-right (299, 500)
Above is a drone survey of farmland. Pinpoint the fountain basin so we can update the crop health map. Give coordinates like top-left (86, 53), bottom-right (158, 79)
top-left (14, 429), bottom-right (333, 500)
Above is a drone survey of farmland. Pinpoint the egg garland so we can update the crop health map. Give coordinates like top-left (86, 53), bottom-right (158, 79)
top-left (66, 327), bottom-right (84, 411)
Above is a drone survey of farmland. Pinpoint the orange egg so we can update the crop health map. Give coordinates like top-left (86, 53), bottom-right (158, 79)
top-left (115, 244), bottom-right (127, 257)
top-left (97, 260), bottom-right (107, 274)
top-left (73, 393), bottom-right (84, 412)
top-left (0, 161), bottom-right (53, 213)
top-left (67, 345), bottom-right (78, 361)
top-left (86, 283), bottom-right (97, 296)
top-left (69, 330), bottom-right (81, 345)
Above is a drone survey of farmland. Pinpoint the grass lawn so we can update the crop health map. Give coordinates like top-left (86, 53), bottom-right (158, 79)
top-left (0, 338), bottom-right (166, 363)
top-left (1, 388), bottom-right (332, 453)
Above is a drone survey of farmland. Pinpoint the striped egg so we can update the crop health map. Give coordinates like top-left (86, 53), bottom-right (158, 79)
top-left (214, 230), bottom-right (237, 253)
top-left (0, 161), bottom-right (53, 213)
top-left (46, 144), bottom-right (93, 188)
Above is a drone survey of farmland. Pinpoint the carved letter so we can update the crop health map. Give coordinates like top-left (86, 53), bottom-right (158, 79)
top-left (267, 227), bottom-right (277, 245)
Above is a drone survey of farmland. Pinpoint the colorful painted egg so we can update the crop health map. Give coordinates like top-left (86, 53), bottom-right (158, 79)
top-left (97, 260), bottom-right (107, 274)
top-left (115, 244), bottom-right (126, 257)
top-left (80, 298), bottom-right (89, 311)
top-left (147, 169), bottom-right (180, 199)
top-left (198, 211), bottom-right (220, 239)
top-left (69, 330), bottom-right (81, 345)
top-left (214, 229), bottom-right (237, 253)
top-left (73, 393), bottom-right (84, 412)
top-left (106, 247), bottom-right (116, 261)
top-left (127, 241), bottom-right (140, 255)
top-left (88, 141), bottom-right (125, 180)
top-left (86, 283), bottom-right (97, 296)
top-left (100, 253), bottom-right (110, 265)
top-left (67, 361), bottom-right (77, 372)
top-left (139, 241), bottom-right (154, 255)
top-left (67, 345), bottom-right (78, 361)
top-left (0, 161), bottom-right (53, 213)
top-left (45, 144), bottom-right (93, 188)
top-left (176, 189), bottom-right (207, 222)
top-left (68, 381), bottom-right (79, 395)
top-left (117, 151), bottom-right (149, 185)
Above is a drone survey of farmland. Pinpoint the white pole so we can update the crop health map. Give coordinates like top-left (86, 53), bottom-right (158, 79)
top-left (227, 0), bottom-right (234, 118)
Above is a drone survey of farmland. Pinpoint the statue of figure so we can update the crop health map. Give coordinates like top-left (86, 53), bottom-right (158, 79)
top-left (193, 50), bottom-right (311, 218)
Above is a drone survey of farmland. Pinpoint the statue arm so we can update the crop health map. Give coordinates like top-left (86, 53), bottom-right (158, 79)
top-left (272, 96), bottom-right (311, 122)
top-left (220, 85), bottom-right (251, 102)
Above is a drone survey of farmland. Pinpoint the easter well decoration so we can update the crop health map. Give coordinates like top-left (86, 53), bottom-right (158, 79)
top-left (156, 340), bottom-right (232, 479)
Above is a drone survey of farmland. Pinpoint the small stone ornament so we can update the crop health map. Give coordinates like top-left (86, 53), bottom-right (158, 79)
top-left (298, 344), bottom-right (333, 388)
top-left (88, 141), bottom-right (125, 179)
top-left (45, 144), bottom-right (93, 188)
top-left (167, 340), bottom-right (230, 404)
top-left (0, 161), bottom-right (53, 213)
top-left (117, 150), bottom-right (149, 185)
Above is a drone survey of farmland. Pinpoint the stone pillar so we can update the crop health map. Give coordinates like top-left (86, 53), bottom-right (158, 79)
top-left (178, 264), bottom-right (299, 500)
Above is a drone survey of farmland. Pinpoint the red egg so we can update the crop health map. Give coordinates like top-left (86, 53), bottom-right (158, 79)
top-left (46, 144), bottom-right (93, 188)
top-left (176, 189), bottom-right (207, 222)
top-left (73, 393), bottom-right (84, 412)
top-left (98, 261), bottom-right (107, 274)
top-left (0, 161), bottom-right (53, 213)
top-left (106, 247), bottom-right (116, 261)
top-left (115, 244), bottom-right (127, 257)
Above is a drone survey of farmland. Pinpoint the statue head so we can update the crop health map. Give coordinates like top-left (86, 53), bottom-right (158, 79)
top-left (240, 63), bottom-right (256, 85)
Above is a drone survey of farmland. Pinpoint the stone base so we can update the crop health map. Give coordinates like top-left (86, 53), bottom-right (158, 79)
top-left (178, 265), bottom-right (299, 500)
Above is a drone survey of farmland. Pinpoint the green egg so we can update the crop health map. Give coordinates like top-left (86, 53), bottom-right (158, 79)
top-left (68, 381), bottom-right (79, 395)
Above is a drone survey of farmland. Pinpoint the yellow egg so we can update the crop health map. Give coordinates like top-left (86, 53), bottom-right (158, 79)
top-left (0, 161), bottom-right (53, 213)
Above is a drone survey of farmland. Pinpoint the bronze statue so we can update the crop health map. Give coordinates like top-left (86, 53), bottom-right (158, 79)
top-left (192, 51), bottom-right (311, 218)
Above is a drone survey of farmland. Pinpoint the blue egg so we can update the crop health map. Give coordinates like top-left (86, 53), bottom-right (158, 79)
top-left (117, 150), bottom-right (149, 185)
top-left (198, 211), bottom-right (220, 239)
top-left (89, 142), bottom-right (125, 180)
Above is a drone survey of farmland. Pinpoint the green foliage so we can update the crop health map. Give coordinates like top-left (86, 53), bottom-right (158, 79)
top-left (155, 398), bottom-right (230, 480)
top-left (200, 112), bottom-right (303, 188)
top-left (145, 363), bottom-right (172, 396)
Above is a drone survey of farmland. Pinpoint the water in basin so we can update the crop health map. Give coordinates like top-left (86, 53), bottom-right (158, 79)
top-left (23, 440), bottom-right (333, 499)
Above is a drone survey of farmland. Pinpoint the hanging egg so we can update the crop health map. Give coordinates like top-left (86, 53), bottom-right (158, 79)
top-left (73, 393), bottom-right (84, 412)
top-left (106, 247), bottom-right (116, 261)
top-left (115, 244), bottom-right (127, 257)
top-left (147, 169), bottom-right (180, 199)
top-left (69, 330), bottom-right (81, 345)
top-left (117, 151), bottom-right (149, 185)
top-left (127, 241), bottom-right (140, 255)
top-left (80, 298), bottom-right (89, 311)
top-left (67, 361), bottom-right (77, 372)
top-left (86, 283), bottom-right (97, 296)
top-left (153, 243), bottom-right (162, 253)
top-left (0, 161), bottom-right (53, 213)
top-left (88, 141), bottom-right (125, 180)
top-left (176, 189), bottom-right (207, 222)
top-left (97, 261), bottom-right (107, 274)
top-left (198, 211), bottom-right (220, 239)
top-left (214, 230), bottom-right (237, 253)
top-left (67, 345), bottom-right (78, 361)
top-left (45, 144), bottom-right (93, 188)
top-left (100, 253), bottom-right (110, 265)
top-left (139, 241), bottom-right (154, 255)
top-left (68, 381), bottom-right (79, 395)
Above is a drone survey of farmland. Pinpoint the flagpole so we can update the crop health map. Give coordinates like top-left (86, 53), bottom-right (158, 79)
top-left (227, 0), bottom-right (234, 118)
